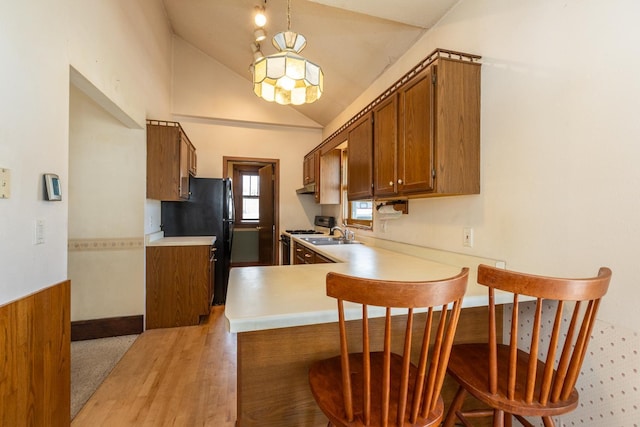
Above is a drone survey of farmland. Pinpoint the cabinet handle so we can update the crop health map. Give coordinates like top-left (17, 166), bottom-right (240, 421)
top-left (389, 181), bottom-right (394, 186)
top-left (398, 179), bottom-right (404, 185)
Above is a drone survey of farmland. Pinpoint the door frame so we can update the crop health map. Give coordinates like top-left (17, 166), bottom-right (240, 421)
top-left (223, 156), bottom-right (280, 265)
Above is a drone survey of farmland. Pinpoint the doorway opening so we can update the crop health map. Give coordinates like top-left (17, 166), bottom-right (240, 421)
top-left (224, 156), bottom-right (279, 266)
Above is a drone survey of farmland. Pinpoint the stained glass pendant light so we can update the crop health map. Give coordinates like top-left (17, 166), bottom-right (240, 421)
top-left (252, 0), bottom-right (323, 105)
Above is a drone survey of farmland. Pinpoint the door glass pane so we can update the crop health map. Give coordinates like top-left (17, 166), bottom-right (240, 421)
top-left (243, 198), bottom-right (259, 220)
top-left (243, 175), bottom-right (259, 196)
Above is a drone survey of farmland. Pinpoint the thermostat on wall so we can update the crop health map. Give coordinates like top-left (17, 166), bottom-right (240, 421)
top-left (44, 173), bottom-right (62, 201)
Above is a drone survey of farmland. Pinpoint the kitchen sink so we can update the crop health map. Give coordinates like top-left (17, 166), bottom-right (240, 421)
top-left (300, 236), bottom-right (362, 246)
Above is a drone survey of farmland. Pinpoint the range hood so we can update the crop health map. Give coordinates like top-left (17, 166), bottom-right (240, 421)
top-left (296, 183), bottom-right (316, 195)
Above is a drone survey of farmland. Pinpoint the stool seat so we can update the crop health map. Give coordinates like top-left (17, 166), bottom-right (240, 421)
top-left (448, 343), bottom-right (578, 417)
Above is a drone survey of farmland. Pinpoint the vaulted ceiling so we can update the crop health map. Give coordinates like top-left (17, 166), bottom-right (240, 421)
top-left (162, 0), bottom-right (459, 126)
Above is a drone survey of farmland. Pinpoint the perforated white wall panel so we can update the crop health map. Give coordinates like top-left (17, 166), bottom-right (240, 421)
top-left (503, 302), bottom-right (639, 426)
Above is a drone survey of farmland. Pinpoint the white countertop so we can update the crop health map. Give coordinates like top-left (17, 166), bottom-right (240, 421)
top-left (225, 236), bottom-right (510, 333)
top-left (146, 232), bottom-right (216, 247)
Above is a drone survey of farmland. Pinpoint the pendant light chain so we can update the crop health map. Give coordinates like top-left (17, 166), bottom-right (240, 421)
top-left (287, 0), bottom-right (291, 31)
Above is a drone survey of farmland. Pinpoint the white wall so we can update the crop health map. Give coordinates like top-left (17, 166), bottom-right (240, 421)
top-left (0, 0), bottom-right (173, 306)
top-left (68, 85), bottom-right (145, 321)
top-left (175, 118), bottom-right (322, 231)
top-left (326, 0), bottom-right (640, 331)
top-left (171, 36), bottom-right (322, 129)
top-left (324, 1), bottom-right (640, 423)
top-left (169, 37), bottom-right (323, 232)
top-left (0, 1), bottom-right (70, 304)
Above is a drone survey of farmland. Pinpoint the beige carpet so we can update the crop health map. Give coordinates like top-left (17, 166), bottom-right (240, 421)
top-left (71, 335), bottom-right (138, 419)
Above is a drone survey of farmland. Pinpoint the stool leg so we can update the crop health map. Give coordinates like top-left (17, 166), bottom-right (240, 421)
top-left (505, 413), bottom-right (512, 427)
top-left (493, 409), bottom-right (504, 427)
top-left (542, 416), bottom-right (555, 427)
top-left (443, 385), bottom-right (467, 427)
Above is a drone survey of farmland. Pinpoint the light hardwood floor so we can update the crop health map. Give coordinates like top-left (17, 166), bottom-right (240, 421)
top-left (72, 306), bottom-right (237, 426)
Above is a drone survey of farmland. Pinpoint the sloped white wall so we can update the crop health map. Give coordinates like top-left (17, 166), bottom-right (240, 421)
top-left (171, 37), bottom-right (323, 231)
top-left (172, 36), bottom-right (322, 129)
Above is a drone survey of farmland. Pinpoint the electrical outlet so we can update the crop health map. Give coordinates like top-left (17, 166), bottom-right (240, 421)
top-left (463, 227), bottom-right (473, 247)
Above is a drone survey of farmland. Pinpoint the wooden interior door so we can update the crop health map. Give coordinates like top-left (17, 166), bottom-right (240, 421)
top-left (258, 164), bottom-right (274, 265)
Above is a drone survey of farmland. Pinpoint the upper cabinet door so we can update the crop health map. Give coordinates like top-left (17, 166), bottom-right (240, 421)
top-left (303, 152), bottom-right (317, 185)
top-left (398, 65), bottom-right (435, 195)
top-left (347, 113), bottom-right (374, 201)
top-left (179, 133), bottom-right (190, 200)
top-left (432, 58), bottom-right (481, 196)
top-left (373, 94), bottom-right (398, 197)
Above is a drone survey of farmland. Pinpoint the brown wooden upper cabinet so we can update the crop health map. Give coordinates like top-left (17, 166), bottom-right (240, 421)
top-left (347, 112), bottom-right (374, 200)
top-left (318, 149), bottom-right (341, 204)
top-left (147, 120), bottom-right (197, 201)
top-left (301, 147), bottom-right (341, 204)
top-left (303, 151), bottom-right (317, 185)
top-left (374, 57), bottom-right (481, 199)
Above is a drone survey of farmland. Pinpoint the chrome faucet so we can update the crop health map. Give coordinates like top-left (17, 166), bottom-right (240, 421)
top-left (342, 222), bottom-right (356, 241)
top-left (330, 226), bottom-right (345, 237)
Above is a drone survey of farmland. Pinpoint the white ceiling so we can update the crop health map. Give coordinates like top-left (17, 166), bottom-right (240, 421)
top-left (162, 0), bottom-right (459, 126)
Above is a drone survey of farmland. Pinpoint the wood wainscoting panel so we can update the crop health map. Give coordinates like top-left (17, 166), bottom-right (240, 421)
top-left (236, 305), bottom-right (501, 427)
top-left (0, 280), bottom-right (71, 426)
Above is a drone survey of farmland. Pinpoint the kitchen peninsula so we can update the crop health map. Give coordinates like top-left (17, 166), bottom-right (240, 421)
top-left (225, 237), bottom-right (508, 427)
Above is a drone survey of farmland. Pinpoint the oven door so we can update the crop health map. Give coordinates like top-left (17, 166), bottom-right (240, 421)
top-left (280, 235), bottom-right (291, 265)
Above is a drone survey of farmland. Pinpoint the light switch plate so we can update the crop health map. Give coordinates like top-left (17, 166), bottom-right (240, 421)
top-left (463, 227), bottom-right (474, 247)
top-left (35, 219), bottom-right (45, 245)
top-left (0, 168), bottom-right (10, 199)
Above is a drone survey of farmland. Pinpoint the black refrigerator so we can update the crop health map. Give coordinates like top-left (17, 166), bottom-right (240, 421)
top-left (161, 177), bottom-right (234, 305)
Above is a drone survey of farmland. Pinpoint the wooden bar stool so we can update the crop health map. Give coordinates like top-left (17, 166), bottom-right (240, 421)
top-left (308, 268), bottom-right (469, 427)
top-left (442, 264), bottom-right (611, 427)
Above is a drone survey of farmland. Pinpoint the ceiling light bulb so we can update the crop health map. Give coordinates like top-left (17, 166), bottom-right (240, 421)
top-left (254, 28), bottom-right (267, 42)
top-left (277, 76), bottom-right (295, 91)
top-left (254, 6), bottom-right (267, 27)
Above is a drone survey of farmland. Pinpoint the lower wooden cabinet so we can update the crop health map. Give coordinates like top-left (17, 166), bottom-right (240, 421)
top-left (293, 242), bottom-right (334, 264)
top-left (146, 245), bottom-right (213, 329)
